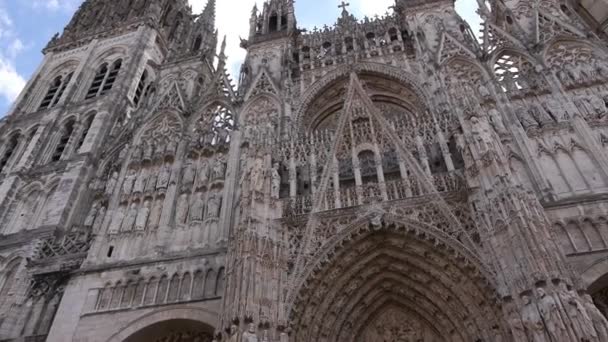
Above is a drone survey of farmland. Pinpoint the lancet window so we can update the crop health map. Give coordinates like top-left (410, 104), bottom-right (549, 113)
top-left (86, 59), bottom-right (123, 99)
top-left (133, 70), bottom-right (149, 107)
top-left (39, 72), bottom-right (73, 110)
top-left (51, 120), bottom-right (75, 162)
top-left (0, 133), bottom-right (21, 173)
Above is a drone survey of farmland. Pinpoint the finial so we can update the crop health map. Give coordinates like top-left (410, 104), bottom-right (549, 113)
top-left (338, 1), bottom-right (350, 14)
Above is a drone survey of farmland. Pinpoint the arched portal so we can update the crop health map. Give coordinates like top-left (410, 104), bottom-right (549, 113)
top-left (123, 319), bottom-right (214, 342)
top-left (290, 225), bottom-right (505, 341)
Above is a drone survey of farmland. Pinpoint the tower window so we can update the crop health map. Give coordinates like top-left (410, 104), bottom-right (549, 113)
top-left (75, 115), bottom-right (95, 152)
top-left (52, 120), bottom-right (75, 162)
top-left (86, 59), bottom-right (123, 99)
top-left (0, 134), bottom-right (20, 172)
top-left (269, 13), bottom-right (279, 33)
top-left (133, 70), bottom-right (148, 107)
top-left (192, 35), bottom-right (202, 52)
top-left (281, 15), bottom-right (288, 30)
top-left (39, 72), bottom-right (73, 110)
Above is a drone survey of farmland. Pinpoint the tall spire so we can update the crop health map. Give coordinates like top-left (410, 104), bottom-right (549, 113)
top-left (201, 0), bottom-right (216, 24)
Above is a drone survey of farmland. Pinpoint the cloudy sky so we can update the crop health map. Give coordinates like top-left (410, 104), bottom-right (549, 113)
top-left (0, 0), bottom-right (480, 116)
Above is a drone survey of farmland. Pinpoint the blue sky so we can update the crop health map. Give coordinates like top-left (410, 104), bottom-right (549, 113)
top-left (0, 0), bottom-right (480, 116)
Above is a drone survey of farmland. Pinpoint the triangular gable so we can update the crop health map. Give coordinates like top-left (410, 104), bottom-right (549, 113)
top-left (152, 81), bottom-right (187, 113)
top-left (482, 22), bottom-right (527, 54)
top-left (437, 31), bottom-right (478, 65)
top-left (245, 68), bottom-right (279, 100)
top-left (536, 9), bottom-right (585, 44)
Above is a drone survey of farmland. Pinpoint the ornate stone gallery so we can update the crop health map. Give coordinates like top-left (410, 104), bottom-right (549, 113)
top-left (2, 0), bottom-right (608, 341)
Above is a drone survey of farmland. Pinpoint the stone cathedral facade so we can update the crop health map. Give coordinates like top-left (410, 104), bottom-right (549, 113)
top-left (3, 0), bottom-right (608, 340)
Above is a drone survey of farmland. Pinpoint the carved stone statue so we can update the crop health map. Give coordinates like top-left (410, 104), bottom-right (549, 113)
top-left (135, 200), bottom-right (150, 231)
top-left (270, 163), bottom-right (280, 199)
top-left (149, 198), bottom-right (163, 229)
top-left (505, 302), bottom-right (527, 342)
top-left (521, 295), bottom-right (549, 342)
top-left (92, 205), bottom-right (106, 233)
top-left (122, 169), bottom-right (137, 195)
top-left (242, 323), bottom-right (258, 342)
top-left (190, 193), bottom-right (204, 221)
top-left (106, 171), bottom-right (118, 195)
top-left (590, 95), bottom-right (607, 118)
top-left (121, 203), bottom-right (138, 232)
top-left (197, 160), bottom-right (209, 186)
top-left (175, 194), bottom-right (189, 225)
top-left (558, 284), bottom-right (597, 341)
top-left (133, 169), bottom-right (146, 194)
top-left (537, 287), bottom-right (566, 341)
top-left (488, 108), bottom-right (506, 134)
top-left (157, 162), bottom-right (171, 190)
top-left (108, 207), bottom-right (125, 234)
top-left (212, 157), bottom-right (226, 180)
top-left (181, 162), bottom-right (195, 191)
top-left (228, 324), bottom-right (239, 342)
top-left (84, 202), bottom-right (99, 227)
top-left (478, 83), bottom-right (491, 98)
top-left (250, 158), bottom-right (265, 195)
top-left (206, 193), bottom-right (221, 219)
top-left (583, 294), bottom-right (608, 340)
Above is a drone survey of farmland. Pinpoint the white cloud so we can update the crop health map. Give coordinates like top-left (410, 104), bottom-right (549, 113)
top-left (31, 0), bottom-right (81, 12)
top-left (0, 57), bottom-right (26, 103)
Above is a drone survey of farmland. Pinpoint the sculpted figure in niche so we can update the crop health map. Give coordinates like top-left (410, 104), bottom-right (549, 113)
top-left (143, 143), bottom-right (153, 160)
top-left (108, 207), bottom-right (125, 234)
top-left (135, 200), bottom-right (150, 231)
top-left (228, 324), bottom-right (239, 342)
top-left (190, 192), bottom-right (204, 221)
top-left (537, 287), bottom-right (566, 340)
top-left (149, 198), bottom-right (163, 229)
top-left (166, 136), bottom-right (179, 156)
top-left (157, 162), bottom-right (171, 190)
top-left (181, 161), bottom-right (195, 191)
top-left (122, 203), bottom-right (138, 232)
top-left (133, 168), bottom-right (147, 194)
top-left (206, 193), bottom-right (222, 219)
top-left (516, 106), bottom-right (538, 129)
top-left (250, 158), bottom-right (265, 195)
top-left (544, 99), bottom-right (566, 122)
top-left (175, 193), bottom-right (189, 225)
top-left (84, 202), bottom-right (99, 228)
top-left (131, 145), bottom-right (143, 163)
top-left (521, 295), bottom-right (549, 342)
top-left (198, 160), bottom-right (209, 187)
top-left (589, 95), bottom-right (607, 118)
top-left (92, 205), bottom-right (106, 234)
top-left (488, 108), bottom-right (506, 134)
top-left (242, 323), bottom-right (258, 342)
top-left (145, 165), bottom-right (158, 193)
top-left (270, 163), bottom-right (280, 199)
top-left (123, 169), bottom-right (137, 195)
top-left (106, 171), bottom-right (119, 195)
top-left (584, 294), bottom-right (608, 340)
top-left (478, 83), bottom-right (491, 99)
top-left (212, 157), bottom-right (226, 180)
top-left (505, 301), bottom-right (527, 342)
top-left (470, 116), bottom-right (493, 151)
top-left (559, 283), bottom-right (597, 340)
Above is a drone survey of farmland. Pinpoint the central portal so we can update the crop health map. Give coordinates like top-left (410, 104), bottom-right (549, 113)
top-left (289, 226), bottom-right (505, 341)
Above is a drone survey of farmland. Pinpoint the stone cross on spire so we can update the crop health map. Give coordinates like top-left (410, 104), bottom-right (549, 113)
top-left (338, 1), bottom-right (350, 12)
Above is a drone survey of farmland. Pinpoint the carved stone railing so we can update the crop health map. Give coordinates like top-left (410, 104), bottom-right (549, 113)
top-left (282, 171), bottom-right (465, 217)
top-left (30, 231), bottom-right (93, 272)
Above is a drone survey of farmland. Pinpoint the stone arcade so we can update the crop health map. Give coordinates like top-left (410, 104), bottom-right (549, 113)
top-left (2, 0), bottom-right (608, 341)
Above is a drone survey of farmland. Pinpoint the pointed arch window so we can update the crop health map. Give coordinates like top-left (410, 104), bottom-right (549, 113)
top-left (269, 12), bottom-right (279, 33)
top-left (192, 35), bottom-right (203, 52)
top-left (75, 114), bottom-right (96, 152)
top-left (39, 73), bottom-right (73, 110)
top-left (0, 134), bottom-right (21, 173)
top-left (51, 120), bottom-right (75, 162)
top-left (133, 70), bottom-right (149, 106)
top-left (86, 59), bottom-right (123, 99)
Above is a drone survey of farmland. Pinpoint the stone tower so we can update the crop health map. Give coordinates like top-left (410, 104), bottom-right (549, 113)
top-left (2, 0), bottom-right (608, 341)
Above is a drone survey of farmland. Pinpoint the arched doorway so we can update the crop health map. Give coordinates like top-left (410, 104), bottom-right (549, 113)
top-left (123, 319), bottom-right (214, 342)
top-left (589, 272), bottom-right (608, 318)
top-left (289, 223), bottom-right (506, 341)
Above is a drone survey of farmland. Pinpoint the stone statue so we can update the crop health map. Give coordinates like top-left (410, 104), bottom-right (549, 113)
top-left (228, 324), bottom-right (239, 342)
top-left (108, 208), bottom-right (125, 234)
top-left (250, 158), bottom-right (265, 194)
top-left (206, 193), bottom-right (221, 219)
top-left (271, 163), bottom-right (281, 199)
top-left (590, 95), bottom-right (607, 118)
top-left (488, 108), bottom-right (506, 134)
top-left (175, 194), bottom-right (189, 225)
top-left (157, 162), bottom-right (171, 190)
top-left (505, 302), bottom-right (527, 342)
top-left (521, 295), bottom-right (549, 342)
top-left (133, 169), bottom-right (146, 194)
top-left (197, 161), bottom-right (209, 186)
top-left (537, 288), bottom-right (566, 341)
top-left (92, 205), bottom-right (106, 233)
top-left (106, 171), bottom-right (119, 195)
top-left (190, 193), bottom-right (204, 222)
top-left (121, 203), bottom-right (138, 232)
top-left (516, 106), bottom-right (538, 129)
top-left (544, 99), bottom-right (566, 122)
top-left (84, 202), bottom-right (99, 227)
top-left (212, 157), bottom-right (226, 180)
top-left (583, 294), bottom-right (608, 340)
top-left (559, 284), bottom-right (597, 340)
top-left (122, 169), bottom-right (137, 195)
top-left (478, 83), bottom-right (491, 98)
top-left (135, 200), bottom-right (150, 231)
top-left (181, 162), bottom-right (195, 190)
top-left (242, 323), bottom-right (258, 342)
top-left (149, 198), bottom-right (163, 229)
